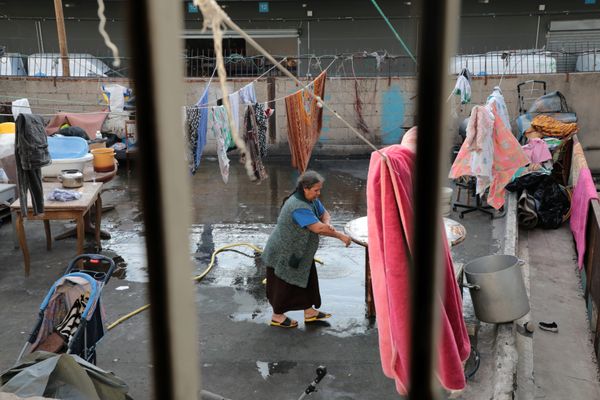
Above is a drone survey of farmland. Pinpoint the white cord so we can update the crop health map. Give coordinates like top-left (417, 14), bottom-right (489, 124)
top-left (97, 0), bottom-right (121, 67)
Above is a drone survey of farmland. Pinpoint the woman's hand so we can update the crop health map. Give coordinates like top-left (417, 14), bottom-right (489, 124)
top-left (340, 234), bottom-right (352, 247)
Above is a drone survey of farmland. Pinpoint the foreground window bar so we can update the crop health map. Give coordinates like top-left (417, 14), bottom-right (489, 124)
top-left (409, 1), bottom-right (460, 399)
top-left (127, 0), bottom-right (200, 399)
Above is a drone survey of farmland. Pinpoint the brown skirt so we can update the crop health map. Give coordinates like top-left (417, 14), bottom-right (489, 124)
top-left (266, 263), bottom-right (321, 314)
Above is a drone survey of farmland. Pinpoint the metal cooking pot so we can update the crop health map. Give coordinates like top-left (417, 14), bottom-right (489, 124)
top-left (58, 169), bottom-right (84, 189)
top-left (463, 254), bottom-right (530, 323)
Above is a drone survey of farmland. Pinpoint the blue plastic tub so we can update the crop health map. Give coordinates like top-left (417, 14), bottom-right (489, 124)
top-left (48, 136), bottom-right (89, 159)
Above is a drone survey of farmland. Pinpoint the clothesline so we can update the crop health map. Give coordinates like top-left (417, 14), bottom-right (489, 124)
top-left (189, 58), bottom-right (337, 110)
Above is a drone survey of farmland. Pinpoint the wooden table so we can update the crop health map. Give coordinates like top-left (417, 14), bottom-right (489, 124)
top-left (344, 216), bottom-right (466, 318)
top-left (11, 182), bottom-right (103, 276)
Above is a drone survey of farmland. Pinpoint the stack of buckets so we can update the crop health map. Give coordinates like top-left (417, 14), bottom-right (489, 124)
top-left (440, 187), bottom-right (453, 217)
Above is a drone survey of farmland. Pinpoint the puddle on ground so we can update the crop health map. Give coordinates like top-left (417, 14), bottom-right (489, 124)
top-left (96, 160), bottom-right (499, 338)
top-left (255, 360), bottom-right (298, 380)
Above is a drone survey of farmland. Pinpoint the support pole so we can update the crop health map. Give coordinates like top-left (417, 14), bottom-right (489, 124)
top-left (53, 0), bottom-right (70, 77)
top-left (409, 1), bottom-right (461, 399)
top-left (127, 0), bottom-right (200, 398)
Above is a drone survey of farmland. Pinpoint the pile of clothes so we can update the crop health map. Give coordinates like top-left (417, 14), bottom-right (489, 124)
top-left (506, 110), bottom-right (577, 230)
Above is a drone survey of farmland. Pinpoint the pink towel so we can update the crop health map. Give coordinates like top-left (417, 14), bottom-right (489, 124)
top-left (570, 167), bottom-right (598, 269)
top-left (45, 112), bottom-right (108, 138)
top-left (367, 144), bottom-right (471, 394)
top-left (522, 138), bottom-right (552, 164)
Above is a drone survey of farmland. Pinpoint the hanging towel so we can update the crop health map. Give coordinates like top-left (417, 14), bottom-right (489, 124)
top-left (486, 86), bottom-right (511, 131)
top-left (570, 160), bottom-right (598, 269)
top-left (453, 75), bottom-right (471, 105)
top-left (463, 105), bottom-right (495, 195)
top-left (285, 71), bottom-right (327, 172)
top-left (12, 98), bottom-right (32, 120)
top-left (367, 143), bottom-right (470, 395)
top-left (15, 114), bottom-right (51, 216)
top-left (242, 105), bottom-right (268, 181)
top-left (450, 103), bottom-right (529, 209)
top-left (185, 106), bottom-right (201, 174)
top-left (211, 106), bottom-right (231, 184)
top-left (193, 89), bottom-right (210, 173)
top-left (239, 82), bottom-right (257, 104)
top-left (228, 91), bottom-right (241, 137)
top-left (522, 138), bottom-right (552, 164)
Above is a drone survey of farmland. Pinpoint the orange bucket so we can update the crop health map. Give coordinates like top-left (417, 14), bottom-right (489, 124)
top-left (91, 148), bottom-right (115, 172)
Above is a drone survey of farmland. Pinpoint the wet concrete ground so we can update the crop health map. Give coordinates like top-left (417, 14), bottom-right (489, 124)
top-left (0, 157), bottom-right (503, 399)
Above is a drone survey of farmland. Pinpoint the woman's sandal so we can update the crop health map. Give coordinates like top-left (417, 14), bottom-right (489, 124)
top-left (270, 317), bottom-right (298, 328)
top-left (305, 311), bottom-right (332, 323)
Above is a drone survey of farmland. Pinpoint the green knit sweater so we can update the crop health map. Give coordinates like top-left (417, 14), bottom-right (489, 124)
top-left (261, 194), bottom-right (320, 288)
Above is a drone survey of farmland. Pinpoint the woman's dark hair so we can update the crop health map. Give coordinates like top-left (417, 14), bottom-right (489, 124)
top-left (281, 170), bottom-right (324, 207)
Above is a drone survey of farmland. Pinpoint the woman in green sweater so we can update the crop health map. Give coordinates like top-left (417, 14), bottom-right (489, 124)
top-left (261, 170), bottom-right (352, 328)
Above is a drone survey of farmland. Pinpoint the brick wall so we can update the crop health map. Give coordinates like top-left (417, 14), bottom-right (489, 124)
top-left (2, 73), bottom-right (600, 167)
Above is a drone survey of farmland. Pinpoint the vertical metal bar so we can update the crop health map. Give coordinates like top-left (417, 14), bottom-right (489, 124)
top-left (409, 0), bottom-right (460, 399)
top-left (126, 0), bottom-right (200, 399)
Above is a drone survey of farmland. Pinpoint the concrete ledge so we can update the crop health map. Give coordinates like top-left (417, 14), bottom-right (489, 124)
top-left (492, 192), bottom-right (519, 399)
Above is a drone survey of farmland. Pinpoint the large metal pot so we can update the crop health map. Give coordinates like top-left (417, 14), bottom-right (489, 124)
top-left (58, 169), bottom-right (84, 189)
top-left (464, 255), bottom-right (529, 323)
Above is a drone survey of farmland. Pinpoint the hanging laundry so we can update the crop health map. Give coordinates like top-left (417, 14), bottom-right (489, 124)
top-left (15, 114), bottom-right (51, 216)
top-left (463, 105), bottom-right (495, 195)
top-left (486, 86), bottom-right (511, 131)
top-left (242, 105), bottom-right (268, 181)
top-left (239, 82), bottom-right (257, 104)
top-left (228, 91), bottom-right (240, 137)
top-left (367, 143), bottom-right (470, 395)
top-left (185, 106), bottom-right (201, 174)
top-left (211, 106), bottom-right (231, 184)
top-left (453, 75), bottom-right (471, 105)
top-left (285, 71), bottom-right (327, 172)
top-left (254, 103), bottom-right (270, 159)
top-left (522, 138), bottom-right (552, 164)
top-left (450, 103), bottom-right (529, 209)
top-left (193, 88), bottom-right (210, 173)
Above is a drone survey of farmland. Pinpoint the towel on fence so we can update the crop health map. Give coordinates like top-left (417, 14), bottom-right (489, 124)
top-left (47, 188), bottom-right (82, 202)
top-left (570, 166), bottom-right (598, 269)
top-left (367, 143), bottom-right (470, 395)
top-left (285, 71), bottom-right (326, 172)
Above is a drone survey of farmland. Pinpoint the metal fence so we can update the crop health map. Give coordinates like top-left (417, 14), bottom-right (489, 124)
top-left (1, 48), bottom-right (599, 78)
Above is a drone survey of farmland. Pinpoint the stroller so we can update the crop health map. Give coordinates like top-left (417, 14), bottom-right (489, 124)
top-left (17, 254), bottom-right (116, 365)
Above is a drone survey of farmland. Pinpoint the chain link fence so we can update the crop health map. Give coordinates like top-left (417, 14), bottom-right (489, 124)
top-left (1, 48), bottom-right (599, 78)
